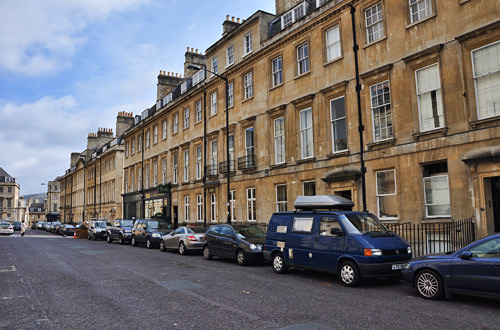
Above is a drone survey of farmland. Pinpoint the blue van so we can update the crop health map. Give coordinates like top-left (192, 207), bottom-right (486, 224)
top-left (264, 195), bottom-right (412, 286)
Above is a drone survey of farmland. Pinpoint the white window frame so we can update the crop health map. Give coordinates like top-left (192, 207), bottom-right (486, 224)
top-left (226, 45), bottom-right (234, 67)
top-left (184, 196), bottom-right (190, 222)
top-left (162, 158), bottom-right (167, 185)
top-left (131, 138), bottom-right (135, 154)
top-left (196, 146), bottom-right (202, 180)
top-left (274, 117), bottom-right (285, 164)
top-left (183, 149), bottom-right (189, 182)
top-left (376, 169), bottom-right (398, 220)
top-left (325, 25), bottom-right (341, 62)
top-left (299, 108), bottom-right (314, 159)
top-left (272, 56), bottom-right (282, 87)
top-left (370, 81), bottom-right (393, 141)
top-left (195, 100), bottom-right (202, 123)
top-left (244, 72), bottom-right (253, 100)
top-left (409, 0), bottom-right (433, 24)
top-left (173, 154), bottom-right (178, 184)
top-left (415, 63), bottom-right (444, 132)
top-left (330, 96), bottom-right (348, 153)
top-left (228, 134), bottom-right (235, 172)
top-left (244, 33), bottom-right (252, 56)
top-left (472, 41), bottom-right (500, 120)
top-left (228, 82), bottom-right (234, 108)
top-left (197, 195), bottom-right (203, 222)
top-left (297, 42), bottom-right (309, 75)
top-left (230, 190), bottom-right (236, 222)
top-left (173, 113), bottom-right (179, 134)
top-left (424, 174), bottom-right (451, 218)
top-left (210, 194), bottom-right (217, 222)
top-left (184, 107), bottom-right (190, 129)
top-left (276, 184), bottom-right (287, 212)
top-left (365, 2), bottom-right (384, 44)
top-left (210, 92), bottom-right (217, 115)
top-left (211, 56), bottom-right (218, 76)
top-left (153, 162), bottom-right (158, 187)
top-left (144, 165), bottom-right (149, 190)
top-left (162, 120), bottom-right (167, 139)
top-left (246, 187), bottom-right (256, 222)
top-left (145, 129), bottom-right (150, 148)
top-left (153, 125), bottom-right (158, 144)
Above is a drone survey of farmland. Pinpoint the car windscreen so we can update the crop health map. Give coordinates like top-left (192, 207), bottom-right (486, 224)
top-left (121, 220), bottom-right (135, 227)
top-left (95, 222), bottom-right (107, 228)
top-left (187, 227), bottom-right (206, 234)
top-left (339, 213), bottom-right (389, 235)
top-left (65, 225), bottom-right (75, 229)
top-left (147, 221), bottom-right (170, 230)
top-left (234, 226), bottom-right (265, 239)
top-left (13, 222), bottom-right (21, 225)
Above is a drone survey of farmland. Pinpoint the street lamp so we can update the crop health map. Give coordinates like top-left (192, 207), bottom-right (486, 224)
top-left (187, 64), bottom-right (231, 224)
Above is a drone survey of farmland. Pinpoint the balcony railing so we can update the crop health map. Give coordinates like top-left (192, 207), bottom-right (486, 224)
top-left (219, 160), bottom-right (236, 174)
top-left (238, 155), bottom-right (256, 170)
top-left (206, 164), bottom-right (218, 177)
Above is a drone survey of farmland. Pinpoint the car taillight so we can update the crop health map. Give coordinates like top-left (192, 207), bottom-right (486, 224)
top-left (188, 236), bottom-right (197, 242)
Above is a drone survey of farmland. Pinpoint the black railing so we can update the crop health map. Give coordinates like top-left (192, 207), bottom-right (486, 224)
top-left (206, 164), bottom-right (218, 177)
top-left (386, 218), bottom-right (476, 257)
top-left (238, 155), bottom-right (256, 170)
top-left (219, 160), bottom-right (236, 174)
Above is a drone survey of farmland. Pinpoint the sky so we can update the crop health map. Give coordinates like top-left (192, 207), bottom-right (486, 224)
top-left (0, 0), bottom-right (275, 196)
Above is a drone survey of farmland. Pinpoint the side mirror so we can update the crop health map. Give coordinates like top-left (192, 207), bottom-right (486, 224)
top-left (460, 251), bottom-right (472, 260)
top-left (330, 228), bottom-right (344, 236)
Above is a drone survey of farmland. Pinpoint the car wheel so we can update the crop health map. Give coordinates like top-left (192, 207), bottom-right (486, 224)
top-left (107, 234), bottom-right (112, 244)
top-left (272, 253), bottom-right (287, 274)
top-left (93, 234), bottom-right (97, 241)
top-left (131, 236), bottom-right (137, 247)
top-left (118, 235), bottom-right (124, 245)
top-left (415, 269), bottom-right (444, 300)
top-left (146, 238), bottom-right (152, 249)
top-left (178, 242), bottom-right (187, 255)
top-left (339, 261), bottom-right (360, 287)
top-left (203, 245), bottom-right (212, 260)
top-left (87, 233), bottom-right (91, 240)
top-left (236, 249), bottom-right (247, 266)
top-left (160, 240), bottom-right (166, 252)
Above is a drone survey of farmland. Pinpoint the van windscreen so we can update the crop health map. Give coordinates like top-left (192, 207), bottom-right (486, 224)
top-left (340, 213), bottom-right (389, 235)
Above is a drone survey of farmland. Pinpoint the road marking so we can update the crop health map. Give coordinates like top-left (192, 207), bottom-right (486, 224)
top-left (0, 295), bottom-right (25, 300)
top-left (0, 265), bottom-right (16, 272)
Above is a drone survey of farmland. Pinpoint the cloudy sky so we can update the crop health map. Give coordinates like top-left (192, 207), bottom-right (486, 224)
top-left (0, 0), bottom-right (275, 195)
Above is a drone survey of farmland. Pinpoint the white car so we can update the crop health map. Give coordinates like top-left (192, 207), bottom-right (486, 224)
top-left (0, 221), bottom-right (14, 235)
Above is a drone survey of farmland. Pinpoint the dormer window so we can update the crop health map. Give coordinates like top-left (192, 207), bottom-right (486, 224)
top-left (316, 0), bottom-right (329, 7)
top-left (192, 70), bottom-right (205, 86)
top-left (281, 1), bottom-right (309, 29)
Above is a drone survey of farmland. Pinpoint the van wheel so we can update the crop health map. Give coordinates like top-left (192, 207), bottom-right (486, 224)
top-left (272, 253), bottom-right (287, 274)
top-left (339, 261), bottom-right (360, 287)
top-left (203, 245), bottom-right (212, 260)
top-left (415, 269), bottom-right (444, 300)
top-left (236, 250), bottom-right (246, 266)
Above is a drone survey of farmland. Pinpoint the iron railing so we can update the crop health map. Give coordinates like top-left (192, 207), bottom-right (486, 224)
top-left (206, 164), bottom-right (218, 177)
top-left (386, 218), bottom-right (476, 257)
top-left (219, 160), bottom-right (236, 174)
top-left (238, 155), bottom-right (256, 170)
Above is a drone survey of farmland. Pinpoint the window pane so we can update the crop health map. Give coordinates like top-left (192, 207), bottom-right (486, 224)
top-left (473, 42), bottom-right (500, 119)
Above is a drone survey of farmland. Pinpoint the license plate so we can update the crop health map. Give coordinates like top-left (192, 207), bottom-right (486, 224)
top-left (392, 263), bottom-right (407, 270)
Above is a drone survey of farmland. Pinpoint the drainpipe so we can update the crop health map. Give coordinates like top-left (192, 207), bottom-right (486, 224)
top-left (350, 3), bottom-right (367, 212)
top-left (203, 90), bottom-right (207, 228)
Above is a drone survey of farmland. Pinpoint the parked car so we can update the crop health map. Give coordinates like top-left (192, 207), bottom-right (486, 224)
top-left (36, 221), bottom-right (45, 230)
top-left (42, 222), bottom-right (51, 231)
top-left (160, 226), bottom-right (206, 254)
top-left (264, 195), bottom-right (412, 287)
top-left (131, 219), bottom-right (173, 248)
top-left (203, 224), bottom-right (266, 266)
top-left (88, 220), bottom-right (108, 240)
top-left (402, 233), bottom-right (500, 300)
top-left (107, 219), bottom-right (135, 244)
top-left (12, 221), bottom-right (22, 231)
top-left (54, 223), bottom-right (65, 235)
top-left (0, 221), bottom-right (14, 235)
top-left (60, 224), bottom-right (76, 236)
top-left (49, 222), bottom-right (62, 234)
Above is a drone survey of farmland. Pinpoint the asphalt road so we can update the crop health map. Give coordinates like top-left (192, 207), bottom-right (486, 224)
top-left (1, 229), bottom-right (499, 330)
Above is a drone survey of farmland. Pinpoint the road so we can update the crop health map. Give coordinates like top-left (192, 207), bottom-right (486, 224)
top-left (1, 229), bottom-right (499, 330)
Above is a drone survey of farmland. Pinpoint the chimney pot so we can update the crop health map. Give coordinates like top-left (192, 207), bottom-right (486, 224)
top-left (187, 46), bottom-right (190, 51)
top-left (196, 49), bottom-right (199, 54)
top-left (232, 16), bottom-right (235, 22)
top-left (226, 15), bottom-right (230, 20)
top-left (237, 18), bottom-right (241, 23)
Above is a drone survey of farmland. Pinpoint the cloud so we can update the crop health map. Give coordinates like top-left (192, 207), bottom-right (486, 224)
top-left (0, 0), bottom-right (149, 76)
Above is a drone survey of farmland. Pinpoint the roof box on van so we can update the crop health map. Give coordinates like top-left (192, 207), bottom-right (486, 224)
top-left (294, 195), bottom-right (354, 211)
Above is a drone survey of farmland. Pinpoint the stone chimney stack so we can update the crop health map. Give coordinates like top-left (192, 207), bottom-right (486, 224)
top-left (275, 0), bottom-right (303, 16)
top-left (116, 111), bottom-right (134, 137)
top-left (70, 152), bottom-right (81, 168)
top-left (184, 47), bottom-right (207, 78)
top-left (96, 128), bottom-right (114, 147)
top-left (157, 71), bottom-right (184, 101)
top-left (222, 15), bottom-right (241, 36)
top-left (87, 132), bottom-right (98, 151)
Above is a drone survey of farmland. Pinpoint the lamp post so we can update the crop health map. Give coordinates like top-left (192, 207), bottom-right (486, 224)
top-left (187, 65), bottom-right (231, 224)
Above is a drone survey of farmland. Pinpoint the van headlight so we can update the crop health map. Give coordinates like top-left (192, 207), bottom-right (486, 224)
top-left (250, 244), bottom-right (262, 252)
top-left (407, 247), bottom-right (412, 255)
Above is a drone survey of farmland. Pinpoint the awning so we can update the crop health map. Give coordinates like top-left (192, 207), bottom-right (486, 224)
top-left (322, 166), bottom-right (361, 183)
top-left (462, 146), bottom-right (500, 164)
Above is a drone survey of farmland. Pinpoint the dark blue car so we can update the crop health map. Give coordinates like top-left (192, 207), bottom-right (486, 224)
top-left (402, 234), bottom-right (500, 300)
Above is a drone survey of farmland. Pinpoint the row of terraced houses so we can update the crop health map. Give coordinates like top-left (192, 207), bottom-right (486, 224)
top-left (58, 0), bottom-right (500, 240)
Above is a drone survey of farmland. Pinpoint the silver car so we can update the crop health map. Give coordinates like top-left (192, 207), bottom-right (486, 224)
top-left (160, 226), bottom-right (206, 255)
top-left (0, 221), bottom-right (14, 235)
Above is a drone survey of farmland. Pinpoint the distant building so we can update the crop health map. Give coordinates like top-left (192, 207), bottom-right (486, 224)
top-left (28, 201), bottom-right (45, 223)
top-left (0, 167), bottom-right (20, 222)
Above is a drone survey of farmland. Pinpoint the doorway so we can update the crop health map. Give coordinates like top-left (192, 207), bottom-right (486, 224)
top-left (173, 205), bottom-right (178, 229)
top-left (491, 177), bottom-right (500, 233)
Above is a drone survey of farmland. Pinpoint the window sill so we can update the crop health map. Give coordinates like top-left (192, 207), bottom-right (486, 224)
top-left (182, 126), bottom-right (189, 131)
top-left (363, 35), bottom-right (387, 49)
top-left (412, 127), bottom-right (448, 140)
top-left (242, 51), bottom-right (253, 59)
top-left (405, 13), bottom-right (436, 29)
top-left (271, 163), bottom-right (287, 169)
top-left (242, 96), bottom-right (254, 104)
top-left (297, 157), bottom-right (316, 165)
top-left (366, 137), bottom-right (395, 149)
top-left (225, 62), bottom-right (234, 69)
top-left (470, 115), bottom-right (500, 128)
top-left (294, 71), bottom-right (311, 80)
top-left (423, 217), bottom-right (453, 223)
top-left (327, 150), bottom-right (349, 159)
top-left (269, 83), bottom-right (284, 92)
top-left (323, 55), bottom-right (343, 67)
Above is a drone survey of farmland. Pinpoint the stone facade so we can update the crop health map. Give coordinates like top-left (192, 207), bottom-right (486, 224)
top-left (118, 0), bottom-right (500, 238)
top-left (0, 167), bottom-right (20, 222)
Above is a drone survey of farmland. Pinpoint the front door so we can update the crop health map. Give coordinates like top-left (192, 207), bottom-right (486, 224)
top-left (492, 177), bottom-right (500, 233)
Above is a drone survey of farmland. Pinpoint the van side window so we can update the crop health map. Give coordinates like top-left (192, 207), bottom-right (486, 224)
top-left (320, 217), bottom-right (342, 236)
top-left (292, 218), bottom-right (314, 233)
